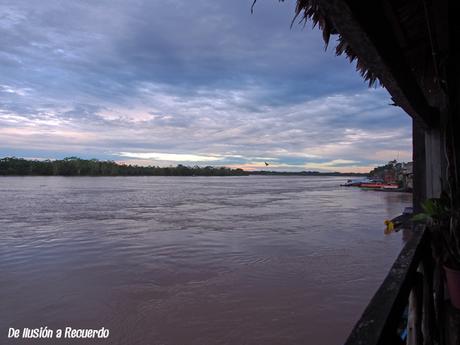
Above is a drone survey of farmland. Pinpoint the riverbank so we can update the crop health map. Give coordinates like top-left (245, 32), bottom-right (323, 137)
top-left (0, 157), bottom-right (367, 177)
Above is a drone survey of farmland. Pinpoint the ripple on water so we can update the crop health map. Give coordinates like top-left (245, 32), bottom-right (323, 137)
top-left (0, 176), bottom-right (411, 345)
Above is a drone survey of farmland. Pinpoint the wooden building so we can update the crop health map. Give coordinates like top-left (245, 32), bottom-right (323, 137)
top-left (276, 0), bottom-right (459, 344)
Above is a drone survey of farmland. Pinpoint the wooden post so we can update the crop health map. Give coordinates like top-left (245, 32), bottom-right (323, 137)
top-left (424, 127), bottom-right (443, 198)
top-left (413, 119), bottom-right (427, 212)
top-left (422, 249), bottom-right (436, 345)
top-left (407, 271), bottom-right (424, 345)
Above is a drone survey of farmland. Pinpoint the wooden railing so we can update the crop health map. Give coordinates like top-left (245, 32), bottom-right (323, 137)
top-left (344, 225), bottom-right (444, 345)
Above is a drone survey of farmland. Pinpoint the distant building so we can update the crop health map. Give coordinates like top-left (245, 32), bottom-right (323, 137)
top-left (370, 160), bottom-right (413, 190)
top-left (401, 162), bottom-right (413, 191)
top-left (383, 168), bottom-right (396, 183)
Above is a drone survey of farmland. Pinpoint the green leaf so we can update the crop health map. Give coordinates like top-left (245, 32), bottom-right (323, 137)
top-left (421, 199), bottom-right (437, 215)
top-left (412, 213), bottom-right (431, 223)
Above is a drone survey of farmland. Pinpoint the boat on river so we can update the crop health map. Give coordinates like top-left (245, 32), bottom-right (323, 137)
top-left (341, 178), bottom-right (386, 187)
top-left (341, 178), bottom-right (373, 186)
top-left (341, 179), bottom-right (364, 186)
top-left (341, 178), bottom-right (400, 190)
top-left (360, 182), bottom-right (400, 190)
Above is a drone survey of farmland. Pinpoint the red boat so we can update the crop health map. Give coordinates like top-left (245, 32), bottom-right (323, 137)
top-left (360, 182), bottom-right (400, 190)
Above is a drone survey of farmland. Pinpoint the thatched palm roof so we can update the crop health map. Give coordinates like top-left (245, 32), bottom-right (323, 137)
top-left (292, 0), bottom-right (379, 86)
top-left (253, 0), bottom-right (445, 127)
top-left (253, 0), bottom-right (379, 86)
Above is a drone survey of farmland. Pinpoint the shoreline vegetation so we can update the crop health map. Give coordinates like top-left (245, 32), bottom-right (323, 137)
top-left (0, 157), bottom-right (367, 177)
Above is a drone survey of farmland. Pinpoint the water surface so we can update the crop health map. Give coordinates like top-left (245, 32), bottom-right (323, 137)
top-left (0, 176), bottom-right (411, 344)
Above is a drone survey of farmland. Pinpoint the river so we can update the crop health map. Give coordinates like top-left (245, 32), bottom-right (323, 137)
top-left (0, 176), bottom-right (412, 345)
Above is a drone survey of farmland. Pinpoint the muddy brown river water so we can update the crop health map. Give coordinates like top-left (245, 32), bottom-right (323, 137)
top-left (0, 176), bottom-right (412, 345)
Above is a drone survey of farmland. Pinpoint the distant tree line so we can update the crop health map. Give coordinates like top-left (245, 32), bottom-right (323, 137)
top-left (250, 170), bottom-right (368, 177)
top-left (0, 157), bottom-right (249, 176)
top-left (0, 157), bottom-right (373, 177)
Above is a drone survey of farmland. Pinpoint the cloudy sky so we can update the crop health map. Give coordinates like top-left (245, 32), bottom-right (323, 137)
top-left (0, 0), bottom-right (412, 172)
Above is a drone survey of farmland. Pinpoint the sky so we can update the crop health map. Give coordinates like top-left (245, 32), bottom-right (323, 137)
top-left (0, 0), bottom-right (412, 172)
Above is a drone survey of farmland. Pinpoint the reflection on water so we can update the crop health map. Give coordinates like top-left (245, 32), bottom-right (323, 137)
top-left (0, 176), bottom-right (411, 345)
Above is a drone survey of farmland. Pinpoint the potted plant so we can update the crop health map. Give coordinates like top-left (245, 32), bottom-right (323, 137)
top-left (413, 193), bottom-right (460, 308)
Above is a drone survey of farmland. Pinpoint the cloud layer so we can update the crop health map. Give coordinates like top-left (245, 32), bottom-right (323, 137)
top-left (0, 0), bottom-right (411, 172)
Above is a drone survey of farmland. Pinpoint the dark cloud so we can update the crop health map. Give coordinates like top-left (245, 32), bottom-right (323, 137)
top-left (0, 0), bottom-right (412, 171)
